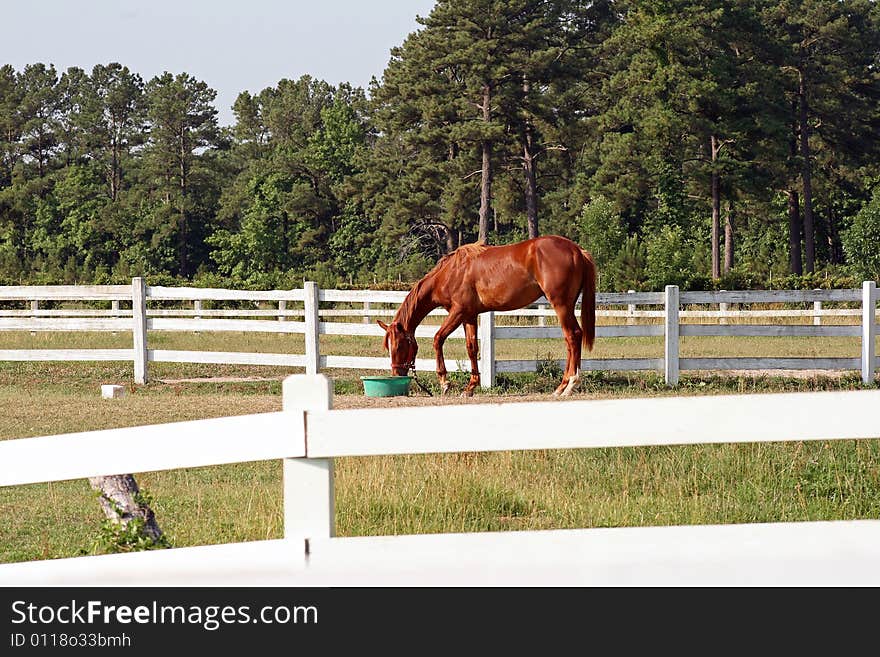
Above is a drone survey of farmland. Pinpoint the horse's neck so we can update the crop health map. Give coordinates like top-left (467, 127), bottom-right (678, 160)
top-left (396, 277), bottom-right (438, 332)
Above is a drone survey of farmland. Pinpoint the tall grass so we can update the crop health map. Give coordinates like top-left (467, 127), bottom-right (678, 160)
top-left (0, 331), bottom-right (878, 565)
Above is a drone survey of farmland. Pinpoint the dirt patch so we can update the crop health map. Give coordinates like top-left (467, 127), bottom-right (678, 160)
top-left (159, 369), bottom-right (851, 387)
top-left (157, 376), bottom-right (285, 384)
top-left (154, 368), bottom-right (856, 410)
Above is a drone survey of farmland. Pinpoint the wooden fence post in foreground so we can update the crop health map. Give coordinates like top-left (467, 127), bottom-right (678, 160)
top-left (282, 375), bottom-right (334, 545)
top-left (132, 277), bottom-right (148, 384)
top-left (863, 280), bottom-right (877, 384)
top-left (665, 285), bottom-right (680, 387)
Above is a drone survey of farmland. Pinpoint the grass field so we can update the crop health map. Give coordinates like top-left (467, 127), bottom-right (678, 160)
top-left (0, 326), bottom-right (872, 360)
top-left (1, 329), bottom-right (878, 566)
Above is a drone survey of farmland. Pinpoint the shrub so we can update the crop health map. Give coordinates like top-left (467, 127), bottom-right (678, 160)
top-left (842, 190), bottom-right (880, 282)
top-left (644, 225), bottom-right (694, 289)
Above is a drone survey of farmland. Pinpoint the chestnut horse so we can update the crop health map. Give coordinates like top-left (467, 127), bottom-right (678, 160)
top-left (378, 235), bottom-right (596, 397)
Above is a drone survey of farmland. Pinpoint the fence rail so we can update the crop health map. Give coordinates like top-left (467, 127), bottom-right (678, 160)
top-left (1, 279), bottom-right (877, 385)
top-left (2, 375), bottom-right (879, 585)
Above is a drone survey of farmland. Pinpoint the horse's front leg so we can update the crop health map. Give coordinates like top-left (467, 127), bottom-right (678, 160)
top-left (461, 318), bottom-right (480, 397)
top-left (433, 310), bottom-right (465, 395)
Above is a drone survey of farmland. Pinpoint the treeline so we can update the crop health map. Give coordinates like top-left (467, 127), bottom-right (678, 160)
top-left (1, 0), bottom-right (879, 292)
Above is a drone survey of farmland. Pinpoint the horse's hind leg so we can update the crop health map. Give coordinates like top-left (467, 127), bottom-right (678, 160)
top-left (551, 305), bottom-right (583, 397)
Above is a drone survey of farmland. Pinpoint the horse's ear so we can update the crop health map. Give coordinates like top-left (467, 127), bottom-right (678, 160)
top-left (377, 320), bottom-right (389, 331)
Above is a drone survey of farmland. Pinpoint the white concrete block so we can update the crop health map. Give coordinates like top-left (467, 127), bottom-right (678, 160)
top-left (101, 384), bottom-right (126, 399)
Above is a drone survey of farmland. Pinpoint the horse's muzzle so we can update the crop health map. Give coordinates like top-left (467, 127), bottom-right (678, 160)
top-left (391, 365), bottom-right (409, 376)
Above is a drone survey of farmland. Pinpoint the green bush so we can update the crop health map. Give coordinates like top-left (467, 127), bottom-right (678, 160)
top-left (577, 196), bottom-right (627, 286)
top-left (842, 190), bottom-right (880, 283)
top-left (644, 225), bottom-right (696, 289)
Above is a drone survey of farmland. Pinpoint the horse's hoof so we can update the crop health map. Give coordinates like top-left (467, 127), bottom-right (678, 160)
top-left (440, 385), bottom-right (450, 396)
top-left (460, 389), bottom-right (474, 398)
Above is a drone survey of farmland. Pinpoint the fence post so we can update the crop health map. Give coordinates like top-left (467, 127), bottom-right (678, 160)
top-left (30, 300), bottom-right (38, 335)
top-left (362, 301), bottom-right (371, 324)
top-left (538, 303), bottom-right (546, 327)
top-left (278, 299), bottom-right (286, 322)
top-left (193, 299), bottom-right (202, 336)
top-left (132, 277), bottom-right (148, 384)
top-left (813, 296), bottom-right (822, 327)
top-left (111, 299), bottom-right (119, 336)
top-left (862, 281), bottom-right (877, 385)
top-left (664, 285), bottom-right (680, 386)
top-left (627, 290), bottom-right (636, 325)
top-left (282, 374), bottom-right (334, 543)
top-left (479, 311), bottom-right (496, 389)
top-left (719, 290), bottom-right (728, 325)
top-left (304, 281), bottom-right (320, 375)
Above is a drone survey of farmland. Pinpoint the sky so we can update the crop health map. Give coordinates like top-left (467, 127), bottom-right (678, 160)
top-left (3, 0), bottom-right (437, 126)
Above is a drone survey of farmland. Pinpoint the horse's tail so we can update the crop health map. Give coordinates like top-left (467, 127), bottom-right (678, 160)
top-left (580, 249), bottom-right (596, 351)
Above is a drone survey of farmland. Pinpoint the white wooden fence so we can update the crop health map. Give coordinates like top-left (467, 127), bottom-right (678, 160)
top-left (1, 375), bottom-right (879, 585)
top-left (1, 279), bottom-right (877, 386)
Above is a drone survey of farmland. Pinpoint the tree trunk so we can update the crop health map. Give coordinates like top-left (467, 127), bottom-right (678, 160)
top-left (724, 201), bottom-right (734, 274)
top-left (710, 135), bottom-right (721, 280)
top-left (824, 206), bottom-right (843, 265)
top-left (523, 78), bottom-right (539, 240)
top-left (111, 145), bottom-right (119, 201)
top-left (798, 68), bottom-right (815, 273)
top-left (787, 106), bottom-right (802, 276)
top-left (88, 474), bottom-right (164, 546)
top-left (37, 128), bottom-right (45, 178)
top-left (445, 226), bottom-right (456, 253)
top-left (524, 141), bottom-right (538, 240)
top-left (178, 132), bottom-right (189, 277)
top-left (445, 143), bottom-right (458, 253)
top-left (110, 117), bottom-right (120, 201)
top-left (478, 84), bottom-right (492, 244)
top-left (787, 189), bottom-right (803, 275)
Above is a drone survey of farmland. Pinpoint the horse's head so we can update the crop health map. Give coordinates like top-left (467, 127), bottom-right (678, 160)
top-left (377, 320), bottom-right (418, 376)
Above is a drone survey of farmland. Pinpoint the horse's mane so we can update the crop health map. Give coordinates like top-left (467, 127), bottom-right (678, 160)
top-left (428, 241), bottom-right (488, 274)
top-left (394, 242), bottom-right (489, 327)
top-left (419, 241), bottom-right (489, 286)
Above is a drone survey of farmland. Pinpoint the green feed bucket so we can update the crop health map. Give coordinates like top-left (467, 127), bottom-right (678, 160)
top-left (361, 375), bottom-right (412, 397)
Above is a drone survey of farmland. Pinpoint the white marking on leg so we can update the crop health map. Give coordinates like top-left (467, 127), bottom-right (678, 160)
top-left (560, 369), bottom-right (580, 397)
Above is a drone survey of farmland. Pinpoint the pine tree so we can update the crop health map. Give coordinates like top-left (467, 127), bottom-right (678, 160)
top-left (763, 0), bottom-right (880, 272)
top-left (78, 63), bottom-right (145, 202)
top-left (593, 0), bottom-right (787, 280)
top-left (143, 72), bottom-right (220, 277)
